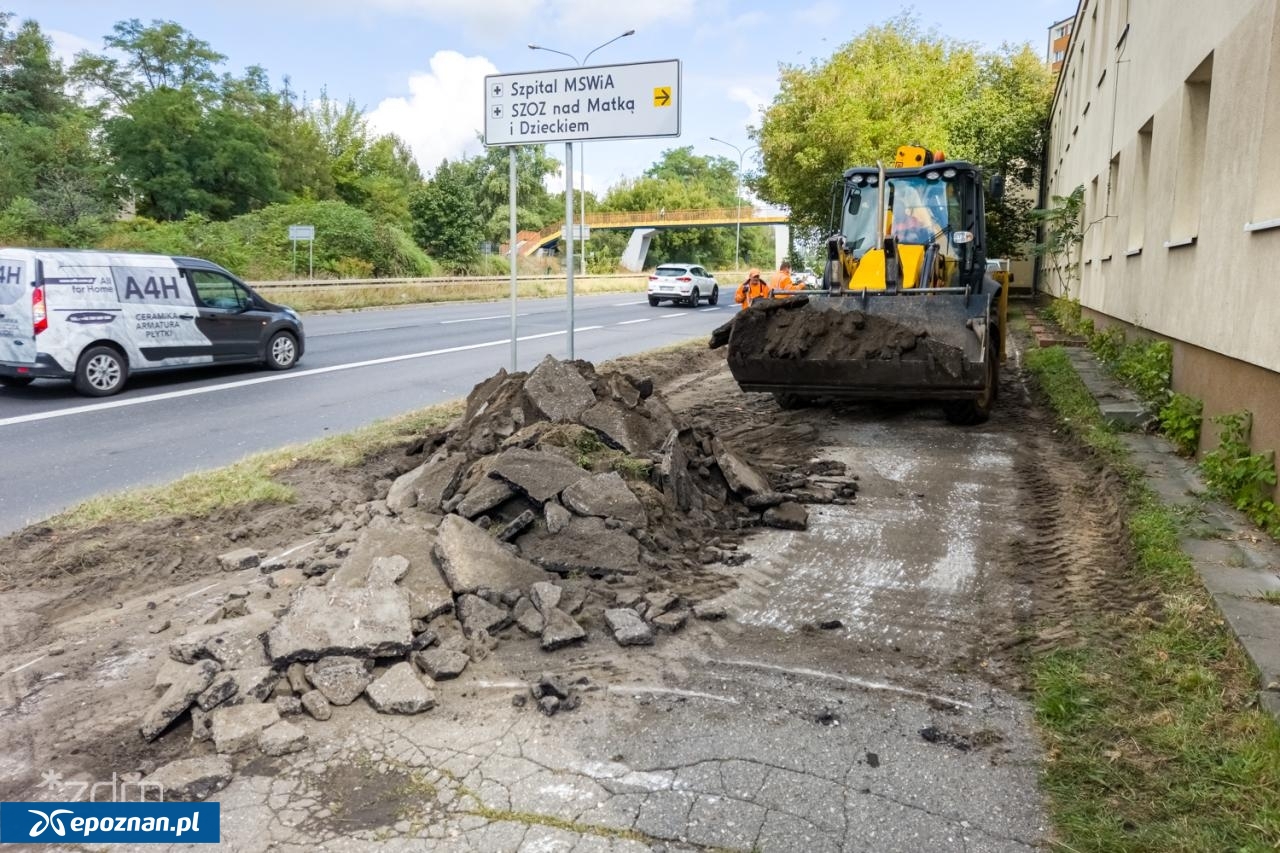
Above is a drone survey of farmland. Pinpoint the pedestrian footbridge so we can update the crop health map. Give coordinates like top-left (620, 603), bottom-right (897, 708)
top-left (519, 206), bottom-right (790, 270)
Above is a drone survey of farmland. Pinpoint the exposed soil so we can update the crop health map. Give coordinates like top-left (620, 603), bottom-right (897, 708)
top-left (0, 335), bottom-right (1137, 808)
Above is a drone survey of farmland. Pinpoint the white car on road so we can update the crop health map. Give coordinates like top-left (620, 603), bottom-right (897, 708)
top-left (647, 263), bottom-right (719, 307)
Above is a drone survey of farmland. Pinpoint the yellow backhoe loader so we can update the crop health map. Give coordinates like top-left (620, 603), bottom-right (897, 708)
top-left (714, 145), bottom-right (1008, 425)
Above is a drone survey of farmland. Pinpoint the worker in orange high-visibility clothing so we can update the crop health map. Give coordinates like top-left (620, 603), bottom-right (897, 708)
top-left (735, 268), bottom-right (771, 309)
top-left (770, 260), bottom-right (799, 297)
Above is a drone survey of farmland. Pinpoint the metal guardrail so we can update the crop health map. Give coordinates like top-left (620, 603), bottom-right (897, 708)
top-left (250, 273), bottom-right (649, 290)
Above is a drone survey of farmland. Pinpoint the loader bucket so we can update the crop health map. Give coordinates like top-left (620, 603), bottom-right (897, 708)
top-left (724, 291), bottom-right (994, 401)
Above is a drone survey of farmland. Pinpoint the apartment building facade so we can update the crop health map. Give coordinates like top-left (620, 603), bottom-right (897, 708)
top-left (1047, 15), bottom-right (1074, 73)
top-left (1043, 0), bottom-right (1280, 463)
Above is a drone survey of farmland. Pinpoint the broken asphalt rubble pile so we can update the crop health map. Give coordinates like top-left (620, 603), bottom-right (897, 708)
top-left (136, 355), bottom-right (858, 798)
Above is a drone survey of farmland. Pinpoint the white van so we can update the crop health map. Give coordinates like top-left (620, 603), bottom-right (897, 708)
top-left (0, 249), bottom-right (305, 396)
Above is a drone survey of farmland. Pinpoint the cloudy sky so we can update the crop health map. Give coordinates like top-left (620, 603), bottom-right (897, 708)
top-left (14, 0), bottom-right (1074, 194)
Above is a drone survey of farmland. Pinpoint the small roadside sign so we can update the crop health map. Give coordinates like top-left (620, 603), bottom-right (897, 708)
top-left (288, 225), bottom-right (315, 241)
top-left (568, 224), bottom-right (590, 240)
top-left (484, 59), bottom-right (681, 146)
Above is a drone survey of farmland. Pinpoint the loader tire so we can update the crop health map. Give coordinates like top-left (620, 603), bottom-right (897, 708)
top-left (943, 336), bottom-right (999, 426)
top-left (773, 392), bottom-right (814, 410)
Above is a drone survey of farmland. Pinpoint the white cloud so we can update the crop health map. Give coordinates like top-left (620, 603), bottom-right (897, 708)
top-left (728, 85), bottom-right (768, 128)
top-left (47, 29), bottom-right (96, 67)
top-left (367, 50), bottom-right (498, 174)
top-left (544, 167), bottom-right (604, 196)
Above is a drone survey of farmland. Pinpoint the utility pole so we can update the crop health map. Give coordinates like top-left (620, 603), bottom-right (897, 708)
top-left (710, 137), bottom-right (757, 271)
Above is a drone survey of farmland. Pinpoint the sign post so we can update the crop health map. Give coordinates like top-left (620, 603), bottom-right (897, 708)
top-left (484, 59), bottom-right (680, 360)
top-left (288, 225), bottom-right (315, 278)
top-left (509, 148), bottom-right (518, 371)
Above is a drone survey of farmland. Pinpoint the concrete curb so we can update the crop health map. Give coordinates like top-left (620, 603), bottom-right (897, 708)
top-left (1064, 345), bottom-right (1280, 718)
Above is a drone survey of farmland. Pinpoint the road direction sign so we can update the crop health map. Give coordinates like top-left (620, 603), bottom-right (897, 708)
top-left (484, 59), bottom-right (681, 146)
top-left (288, 225), bottom-right (315, 241)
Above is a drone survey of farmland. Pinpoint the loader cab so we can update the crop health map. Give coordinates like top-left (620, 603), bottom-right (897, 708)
top-left (830, 162), bottom-right (988, 292)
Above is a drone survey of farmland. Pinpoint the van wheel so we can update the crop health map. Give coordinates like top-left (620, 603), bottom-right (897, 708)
top-left (648, 296), bottom-right (660, 306)
top-left (687, 287), bottom-right (700, 307)
top-left (265, 331), bottom-right (299, 370)
top-left (74, 346), bottom-right (128, 397)
top-left (708, 286), bottom-right (719, 306)
top-left (0, 375), bottom-right (35, 388)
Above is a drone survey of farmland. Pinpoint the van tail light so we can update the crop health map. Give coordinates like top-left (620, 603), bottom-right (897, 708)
top-left (648, 275), bottom-right (658, 281)
top-left (32, 287), bottom-right (47, 335)
top-left (677, 276), bottom-right (692, 282)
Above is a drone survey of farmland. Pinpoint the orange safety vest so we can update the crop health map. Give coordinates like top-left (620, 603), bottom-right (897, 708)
top-left (735, 277), bottom-right (771, 309)
top-left (770, 270), bottom-right (796, 295)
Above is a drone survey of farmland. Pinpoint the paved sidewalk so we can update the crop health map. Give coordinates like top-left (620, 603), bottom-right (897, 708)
top-left (1063, 347), bottom-right (1280, 717)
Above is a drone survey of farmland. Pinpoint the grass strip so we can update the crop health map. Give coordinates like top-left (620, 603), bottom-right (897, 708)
top-left (50, 400), bottom-right (463, 529)
top-left (1024, 346), bottom-right (1280, 851)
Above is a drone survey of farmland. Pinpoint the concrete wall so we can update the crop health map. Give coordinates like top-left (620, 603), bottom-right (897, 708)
top-left (1046, 0), bottom-right (1280, 473)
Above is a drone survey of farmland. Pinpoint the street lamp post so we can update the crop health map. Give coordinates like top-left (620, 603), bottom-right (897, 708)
top-left (530, 31), bottom-right (635, 277)
top-left (710, 137), bottom-right (757, 271)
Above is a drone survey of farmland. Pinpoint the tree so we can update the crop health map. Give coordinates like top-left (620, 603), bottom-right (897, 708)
top-left (71, 17), bottom-right (224, 105)
top-left (1032, 186), bottom-right (1084, 297)
top-left (409, 159), bottom-right (484, 271)
top-left (754, 14), bottom-right (1052, 256)
top-left (473, 144), bottom-right (561, 241)
top-left (0, 12), bottom-right (73, 123)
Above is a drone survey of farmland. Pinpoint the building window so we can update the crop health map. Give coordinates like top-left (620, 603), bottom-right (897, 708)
top-left (1170, 54), bottom-right (1213, 243)
top-left (1128, 119), bottom-right (1153, 252)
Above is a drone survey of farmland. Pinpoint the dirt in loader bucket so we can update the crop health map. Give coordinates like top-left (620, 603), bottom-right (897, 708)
top-left (710, 295), bottom-right (971, 376)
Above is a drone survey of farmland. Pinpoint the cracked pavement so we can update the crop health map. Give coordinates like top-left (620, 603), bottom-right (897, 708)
top-left (3, 366), bottom-right (1053, 852)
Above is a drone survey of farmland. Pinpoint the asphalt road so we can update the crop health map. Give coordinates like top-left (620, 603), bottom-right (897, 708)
top-left (0, 292), bottom-right (731, 534)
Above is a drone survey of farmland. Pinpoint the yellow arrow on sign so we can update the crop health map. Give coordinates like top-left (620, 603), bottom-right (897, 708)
top-left (653, 87), bottom-right (672, 107)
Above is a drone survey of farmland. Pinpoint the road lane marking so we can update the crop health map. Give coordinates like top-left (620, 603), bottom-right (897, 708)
top-left (616, 318), bottom-right (651, 325)
top-left (574, 326), bottom-right (604, 333)
top-left (0, 328), bottom-right (592, 428)
top-left (699, 307), bottom-right (722, 312)
top-left (613, 300), bottom-right (648, 306)
top-left (659, 312), bottom-right (688, 318)
top-left (441, 313), bottom-right (529, 324)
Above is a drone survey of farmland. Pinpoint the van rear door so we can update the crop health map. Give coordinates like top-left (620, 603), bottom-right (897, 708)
top-left (0, 252), bottom-right (36, 366)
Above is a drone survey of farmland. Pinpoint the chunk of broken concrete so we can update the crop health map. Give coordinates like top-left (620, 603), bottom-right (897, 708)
top-left (456, 594), bottom-right (511, 637)
top-left (300, 690), bottom-right (331, 721)
top-left (524, 355), bottom-right (597, 422)
top-left (211, 702), bottom-right (280, 754)
top-left (200, 667), bottom-right (279, 709)
top-left (305, 656), bottom-right (374, 706)
top-left (498, 510), bottom-right (537, 543)
top-left (692, 600), bottom-right (728, 621)
top-left (744, 492), bottom-right (788, 509)
top-left (604, 609), bottom-right (655, 646)
top-left (170, 611), bottom-right (274, 669)
top-left (487, 447), bottom-right (590, 504)
top-left (545, 500), bottom-right (572, 535)
top-left (266, 586), bottom-right (412, 664)
top-left (218, 548), bottom-right (261, 572)
top-left (434, 514), bottom-right (551, 595)
top-left (652, 609), bottom-right (689, 632)
top-left (561, 471), bottom-right (647, 526)
top-left (259, 720), bottom-right (309, 756)
top-left (519, 516), bottom-right (641, 577)
top-left (140, 659), bottom-right (220, 742)
top-left (456, 478), bottom-right (516, 519)
top-left (365, 662), bottom-right (436, 714)
top-left (763, 501), bottom-right (809, 531)
top-left (513, 598), bottom-right (545, 635)
top-left (713, 441), bottom-right (772, 496)
top-left (275, 695), bottom-right (303, 717)
top-left (540, 608), bottom-right (586, 651)
top-left (529, 581), bottom-right (562, 616)
top-left (413, 648), bottom-right (469, 680)
top-left (656, 429), bottom-right (697, 512)
top-left (580, 396), bottom-right (677, 455)
top-left (143, 756), bottom-right (232, 801)
top-left (401, 452), bottom-right (467, 514)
